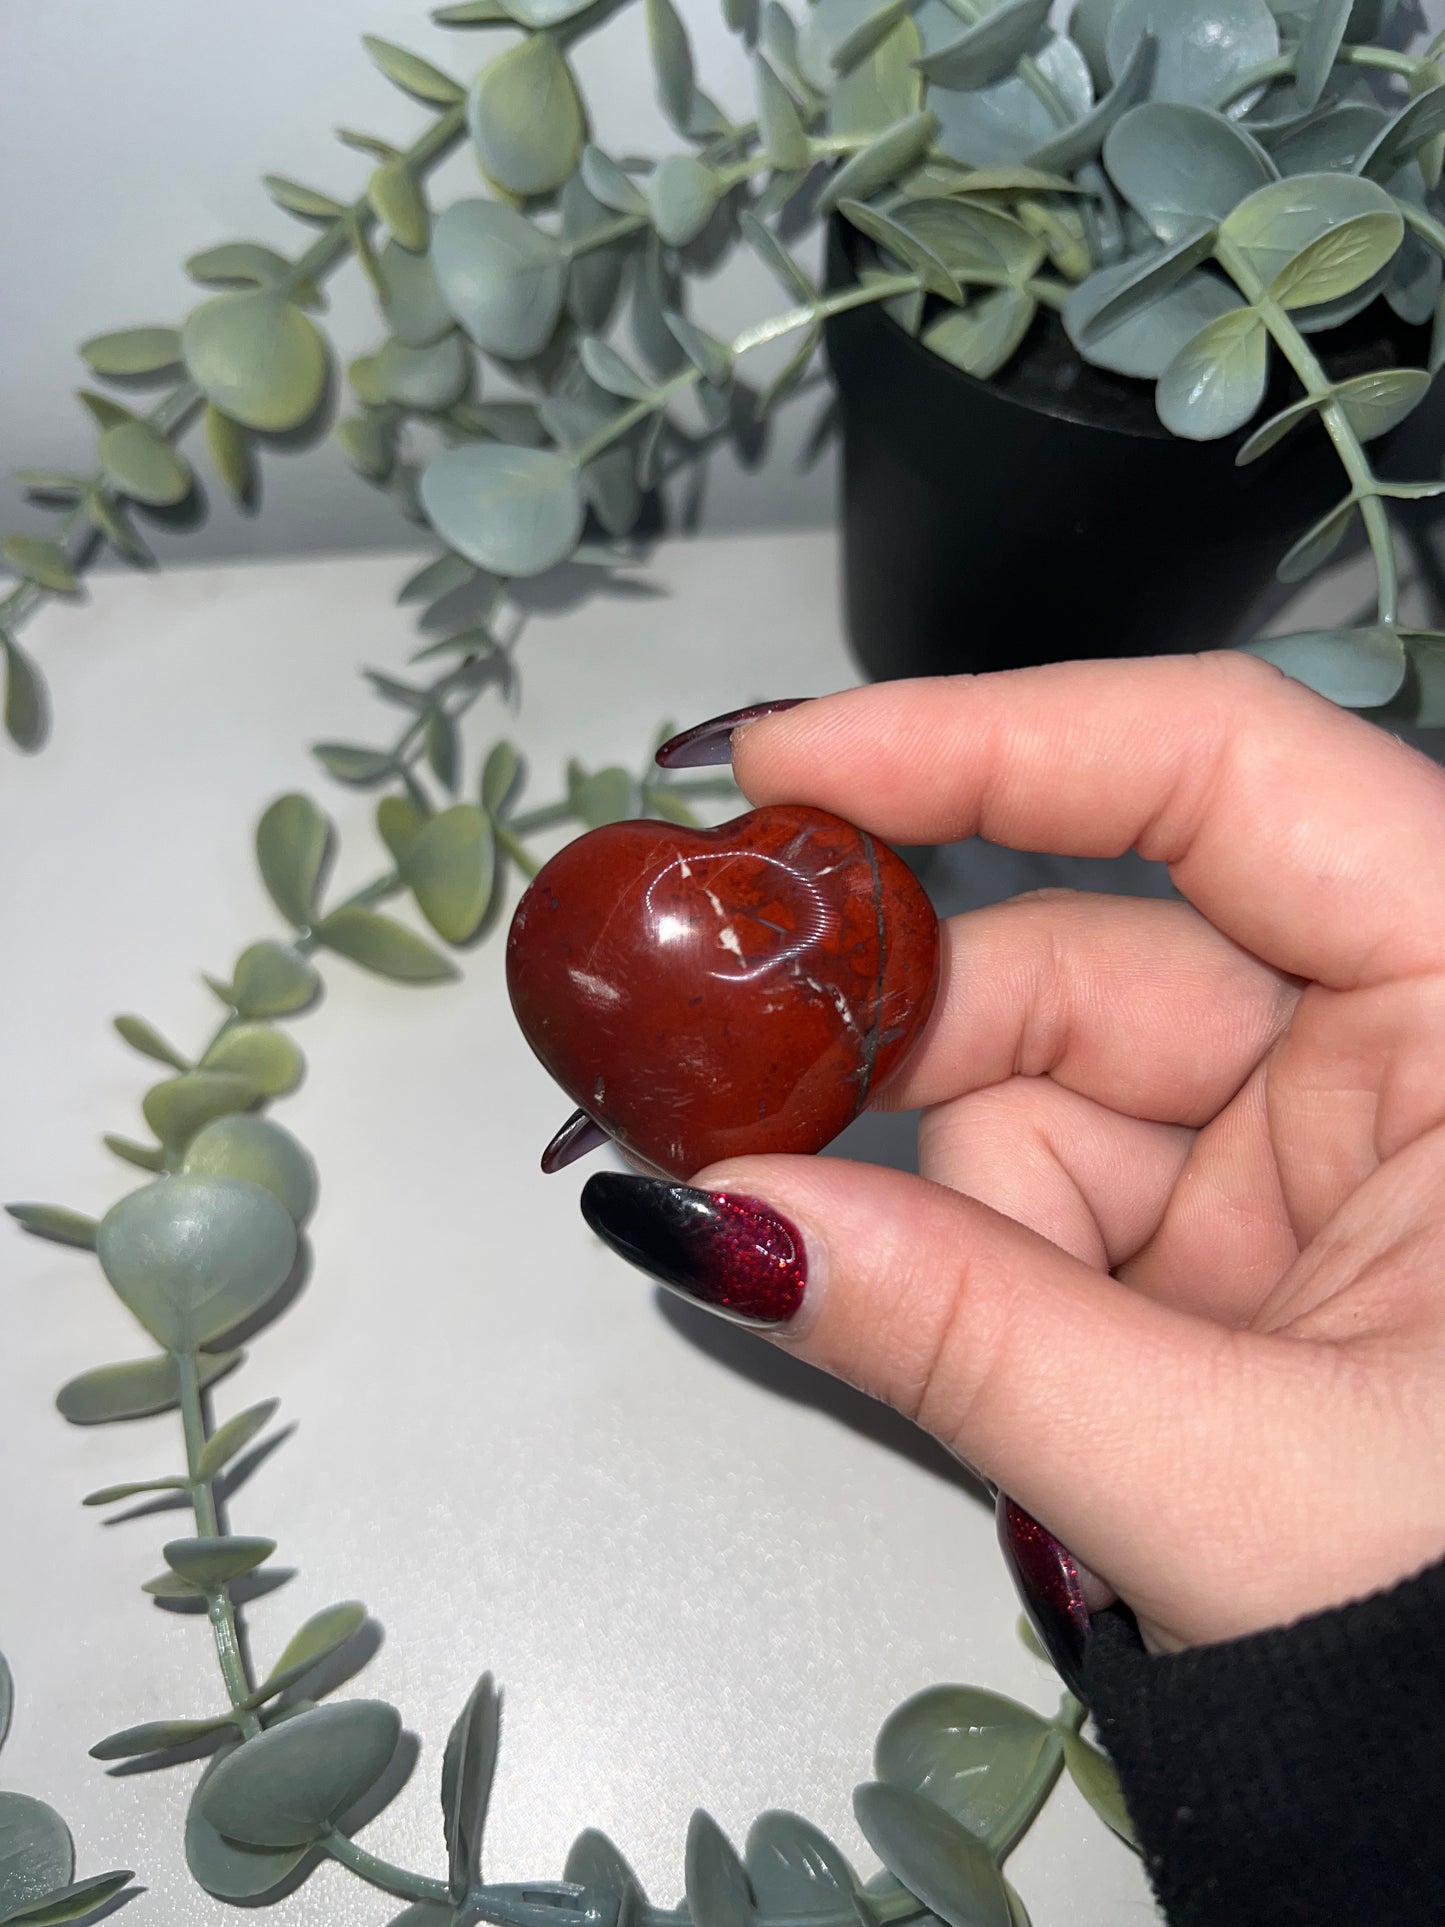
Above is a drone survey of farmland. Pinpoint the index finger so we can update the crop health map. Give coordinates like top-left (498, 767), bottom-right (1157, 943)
top-left (730, 654), bottom-right (1445, 991)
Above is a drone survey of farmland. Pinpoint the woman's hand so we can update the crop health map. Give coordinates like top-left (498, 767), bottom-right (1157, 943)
top-left (690, 652), bottom-right (1445, 1655)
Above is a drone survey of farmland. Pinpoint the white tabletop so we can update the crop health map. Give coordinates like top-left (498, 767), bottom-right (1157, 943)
top-left (5, 529), bottom-right (1225, 1926)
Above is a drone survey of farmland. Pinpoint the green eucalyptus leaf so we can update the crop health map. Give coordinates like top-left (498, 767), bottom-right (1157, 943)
top-left (740, 211), bottom-right (816, 301)
top-left (421, 442), bottom-right (584, 577)
top-left (832, 0), bottom-right (913, 77)
top-left (425, 711), bottom-right (458, 791)
top-left (198, 1024), bottom-right (303, 1097)
top-left (13, 472), bottom-right (82, 498)
top-left (381, 240), bottom-right (455, 348)
top-left (580, 337), bottom-right (653, 401)
top-left (82, 1477), bottom-right (188, 1506)
top-left (197, 1700), bottom-right (401, 1849)
top-left (649, 155), bottom-right (723, 246)
top-left (232, 940), bottom-right (320, 1019)
top-left (80, 326), bottom-right (182, 376)
top-left (56, 1349), bottom-right (241, 1426)
top-left (565, 1832), bottom-right (646, 1922)
top-left (1065, 260), bottom-right (1238, 376)
top-left (1234, 392), bottom-right (1316, 463)
top-left (204, 406), bottom-right (253, 502)
top-left (928, 34), bottom-right (1088, 168)
top-left (0, 1796), bottom-right (73, 1924)
top-left (141, 1071), bottom-right (257, 1150)
top-left (193, 1399), bottom-right (281, 1482)
top-left (186, 1740), bottom-right (309, 1899)
top-left (78, 391), bottom-right (134, 431)
top-left (165, 1534), bottom-right (276, 1586)
top-left (570, 765), bottom-right (635, 827)
top-left (1026, 31), bottom-right (1154, 173)
top-left (829, 7), bottom-right (921, 134)
top-left (744, 1811), bottom-right (859, 1919)
top-left (1295, 0), bottom-right (1350, 110)
top-left (336, 415), bottom-right (394, 481)
top-left (1269, 209), bottom-right (1403, 308)
top-left (923, 287), bottom-right (1035, 377)
top-left (370, 161), bottom-right (430, 252)
top-left (362, 34), bottom-right (465, 104)
top-left (433, 201), bottom-right (566, 360)
top-left (1269, 99), bottom-right (1385, 176)
top-left (182, 292), bottom-right (328, 433)
top-left (104, 1135), bottom-right (166, 1172)
top-left (685, 1812), bottom-right (752, 1927)
top-left (820, 111), bottom-right (939, 214)
top-left (4, 1870), bottom-right (136, 1925)
top-left (1058, 1731), bottom-right (1139, 1848)
top-left (641, 782), bottom-right (699, 825)
top-left (5, 1204), bottom-right (97, 1250)
top-left (312, 742), bottom-right (395, 784)
top-left (468, 36), bottom-right (584, 196)
top-left (875, 1685), bottom-right (1052, 1848)
top-left (263, 176), bottom-right (347, 220)
top-left (245, 1603), bottom-right (368, 1708)
top-left (1104, 0), bottom-right (1278, 106)
top-left (313, 906), bottom-right (459, 983)
top-left (114, 1013), bottom-right (189, 1070)
top-left (1, 538), bottom-right (77, 595)
top-left (1219, 170), bottom-right (1397, 286)
top-left (1104, 102), bottom-right (1275, 243)
top-left (378, 333), bottom-right (470, 411)
top-left (2, 636), bottom-right (46, 752)
top-left (96, 421), bottom-right (192, 506)
top-left (96, 1175), bottom-right (296, 1351)
top-left (647, 0), bottom-right (699, 132)
top-left (441, 1671), bottom-right (501, 1899)
top-left (1276, 493), bottom-right (1357, 581)
top-left (1329, 366), bottom-right (1432, 440)
top-left (377, 794), bottom-right (429, 864)
top-left (481, 740), bottom-right (523, 817)
top-left (1359, 85), bottom-right (1445, 184)
top-left (562, 175), bottom-right (629, 333)
top-left (398, 550), bottom-right (476, 604)
top-left (1075, 223), bottom-right (1217, 340)
top-left (891, 197), bottom-right (1042, 278)
top-left (91, 1716), bottom-right (235, 1761)
top-left (581, 146), bottom-right (649, 215)
top-left (84, 488), bottom-right (151, 568)
top-left (852, 1782), bottom-right (1009, 1927)
top-left (184, 1115), bottom-right (316, 1226)
top-left (665, 313), bottom-right (733, 388)
top-left (757, 56), bottom-right (811, 170)
top-left (1156, 306), bottom-right (1267, 438)
top-left (404, 803), bottom-right (495, 943)
top-left (1244, 623), bottom-right (1404, 704)
top-left (915, 0), bottom-right (1052, 92)
top-left (255, 795), bottom-right (335, 898)
top-left (187, 242), bottom-right (295, 289)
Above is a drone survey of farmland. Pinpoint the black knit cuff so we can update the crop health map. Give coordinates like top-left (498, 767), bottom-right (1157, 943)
top-left (1081, 1556), bottom-right (1445, 1926)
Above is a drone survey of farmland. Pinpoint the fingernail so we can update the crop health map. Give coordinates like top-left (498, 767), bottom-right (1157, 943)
top-left (541, 1108), bottom-right (611, 1174)
top-left (654, 700), bottom-right (808, 769)
top-left (580, 1173), bottom-right (807, 1327)
top-left (996, 1494), bottom-right (1093, 1702)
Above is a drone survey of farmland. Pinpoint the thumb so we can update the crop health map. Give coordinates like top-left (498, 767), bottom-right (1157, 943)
top-left (580, 1153), bottom-right (1309, 1652)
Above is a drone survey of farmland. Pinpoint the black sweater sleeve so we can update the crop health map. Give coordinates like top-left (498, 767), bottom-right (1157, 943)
top-left (1080, 1554), bottom-right (1445, 1927)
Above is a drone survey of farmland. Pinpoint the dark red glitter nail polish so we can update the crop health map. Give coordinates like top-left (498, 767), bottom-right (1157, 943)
top-left (580, 1174), bottom-right (806, 1328)
top-left (996, 1494), bottom-right (1093, 1701)
top-left (654, 700), bottom-right (807, 769)
top-left (541, 1108), bottom-right (611, 1174)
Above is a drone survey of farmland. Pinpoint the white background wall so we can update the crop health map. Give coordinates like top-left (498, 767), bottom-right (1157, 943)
top-left (0, 0), bottom-right (837, 564)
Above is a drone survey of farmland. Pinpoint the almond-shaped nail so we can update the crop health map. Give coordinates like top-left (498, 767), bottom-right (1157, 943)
top-left (580, 1173), bottom-right (806, 1327)
top-left (996, 1494), bottom-right (1093, 1701)
top-left (654, 700), bottom-right (807, 770)
top-left (541, 1108), bottom-right (611, 1174)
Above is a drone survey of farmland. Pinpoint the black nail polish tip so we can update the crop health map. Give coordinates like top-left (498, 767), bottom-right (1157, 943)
top-left (654, 700), bottom-right (808, 770)
top-left (580, 1173), bottom-right (806, 1327)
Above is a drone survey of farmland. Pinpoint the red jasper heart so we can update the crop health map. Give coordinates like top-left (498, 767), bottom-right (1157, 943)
top-left (506, 804), bottom-right (940, 1179)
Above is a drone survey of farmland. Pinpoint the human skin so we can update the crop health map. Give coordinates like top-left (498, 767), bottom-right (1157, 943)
top-left (691, 652), bottom-right (1445, 1654)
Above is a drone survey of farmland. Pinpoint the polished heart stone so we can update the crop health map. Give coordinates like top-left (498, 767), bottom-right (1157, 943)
top-left (506, 804), bottom-right (940, 1178)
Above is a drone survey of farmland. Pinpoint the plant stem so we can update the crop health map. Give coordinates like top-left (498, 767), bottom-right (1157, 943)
top-left (322, 1830), bottom-right (450, 1904)
top-left (175, 1349), bottom-right (263, 1738)
top-left (497, 825), bottom-right (541, 875)
top-left (1214, 231), bottom-right (1400, 629)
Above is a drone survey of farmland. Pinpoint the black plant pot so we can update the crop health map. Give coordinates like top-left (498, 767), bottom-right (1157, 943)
top-left (824, 218), bottom-right (1428, 682)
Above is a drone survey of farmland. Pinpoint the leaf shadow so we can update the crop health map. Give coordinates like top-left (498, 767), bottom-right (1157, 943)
top-left (82, 1885), bottom-right (145, 1924)
top-left (215, 1425), bottom-right (297, 1509)
top-left (150, 1567), bottom-right (295, 1617)
top-left (336, 1727), bottom-right (421, 1839)
top-left (213, 1236), bottom-right (314, 1350)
